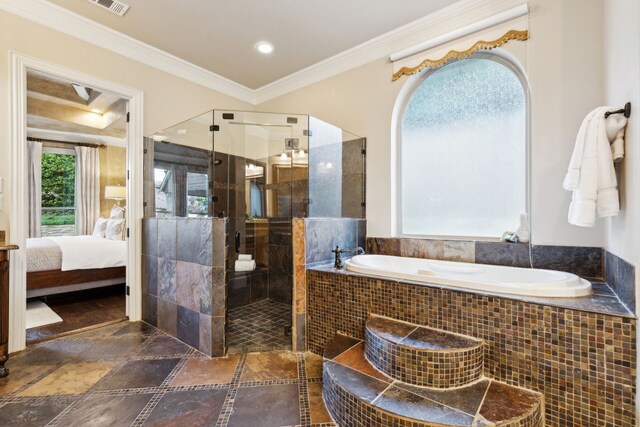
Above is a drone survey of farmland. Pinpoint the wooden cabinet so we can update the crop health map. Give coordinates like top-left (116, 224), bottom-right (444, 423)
top-left (0, 246), bottom-right (17, 378)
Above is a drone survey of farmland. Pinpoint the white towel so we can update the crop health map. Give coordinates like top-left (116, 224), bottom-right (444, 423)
top-left (238, 254), bottom-right (253, 261)
top-left (235, 260), bottom-right (256, 272)
top-left (564, 106), bottom-right (620, 227)
top-left (606, 115), bottom-right (627, 162)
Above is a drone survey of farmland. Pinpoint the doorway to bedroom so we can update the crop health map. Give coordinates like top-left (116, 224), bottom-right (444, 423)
top-left (24, 70), bottom-right (129, 343)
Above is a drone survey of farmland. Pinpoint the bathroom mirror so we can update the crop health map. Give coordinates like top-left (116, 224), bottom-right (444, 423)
top-left (245, 159), bottom-right (266, 219)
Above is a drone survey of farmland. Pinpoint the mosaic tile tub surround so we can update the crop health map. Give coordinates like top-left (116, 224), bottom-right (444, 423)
top-left (292, 218), bottom-right (366, 352)
top-left (366, 237), bottom-right (636, 310)
top-left (322, 332), bottom-right (543, 427)
top-left (605, 250), bottom-right (637, 312)
top-left (307, 268), bottom-right (637, 426)
top-left (141, 217), bottom-right (228, 356)
top-left (364, 315), bottom-right (484, 388)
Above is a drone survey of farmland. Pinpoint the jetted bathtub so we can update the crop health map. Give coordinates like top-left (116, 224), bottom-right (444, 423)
top-left (344, 254), bottom-right (592, 297)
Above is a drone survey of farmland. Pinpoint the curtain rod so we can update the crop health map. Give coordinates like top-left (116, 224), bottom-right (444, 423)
top-left (27, 137), bottom-right (106, 149)
top-left (389, 3), bottom-right (529, 62)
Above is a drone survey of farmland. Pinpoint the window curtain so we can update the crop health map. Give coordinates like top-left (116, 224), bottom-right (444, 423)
top-left (75, 146), bottom-right (101, 235)
top-left (27, 140), bottom-right (43, 238)
top-left (391, 7), bottom-right (528, 81)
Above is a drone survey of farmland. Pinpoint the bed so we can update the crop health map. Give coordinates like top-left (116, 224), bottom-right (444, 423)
top-left (26, 236), bottom-right (127, 297)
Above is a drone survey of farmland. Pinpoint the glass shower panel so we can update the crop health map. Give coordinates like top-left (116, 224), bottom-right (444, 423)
top-left (148, 111), bottom-right (214, 217)
top-left (308, 117), bottom-right (365, 218)
top-left (341, 130), bottom-right (366, 218)
top-left (308, 117), bottom-right (343, 217)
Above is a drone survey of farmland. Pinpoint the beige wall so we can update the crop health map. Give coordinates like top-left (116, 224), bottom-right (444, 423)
top-left (258, 0), bottom-right (607, 247)
top-left (0, 9), bottom-right (252, 236)
top-left (1, 1), bottom-right (627, 249)
top-left (99, 145), bottom-right (127, 218)
top-left (603, 0), bottom-right (640, 267)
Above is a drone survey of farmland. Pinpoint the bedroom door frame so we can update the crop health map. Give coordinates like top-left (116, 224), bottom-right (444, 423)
top-left (9, 52), bottom-right (144, 353)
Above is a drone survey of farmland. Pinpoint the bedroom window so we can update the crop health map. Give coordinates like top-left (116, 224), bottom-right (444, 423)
top-left (41, 147), bottom-right (77, 237)
top-left (398, 54), bottom-right (527, 239)
top-left (154, 165), bottom-right (175, 218)
top-left (187, 170), bottom-right (209, 217)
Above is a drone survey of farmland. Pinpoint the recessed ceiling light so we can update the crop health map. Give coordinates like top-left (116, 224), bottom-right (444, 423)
top-left (255, 41), bottom-right (274, 54)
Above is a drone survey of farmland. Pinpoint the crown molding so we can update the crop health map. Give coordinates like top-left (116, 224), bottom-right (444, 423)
top-left (253, 0), bottom-right (525, 103)
top-left (0, 0), bottom-right (256, 104)
top-left (0, 0), bottom-right (525, 106)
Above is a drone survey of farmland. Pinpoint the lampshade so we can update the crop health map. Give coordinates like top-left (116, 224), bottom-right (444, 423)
top-left (105, 185), bottom-right (126, 200)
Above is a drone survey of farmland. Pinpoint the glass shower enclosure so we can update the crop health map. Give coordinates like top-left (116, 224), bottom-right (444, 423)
top-left (146, 110), bottom-right (365, 354)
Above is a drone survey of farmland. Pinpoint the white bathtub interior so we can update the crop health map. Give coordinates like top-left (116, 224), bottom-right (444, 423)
top-left (344, 254), bottom-right (592, 297)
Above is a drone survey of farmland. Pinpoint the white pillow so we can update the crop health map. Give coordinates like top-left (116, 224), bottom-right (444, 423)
top-left (92, 218), bottom-right (109, 238)
top-left (106, 219), bottom-right (126, 241)
top-left (110, 205), bottom-right (125, 219)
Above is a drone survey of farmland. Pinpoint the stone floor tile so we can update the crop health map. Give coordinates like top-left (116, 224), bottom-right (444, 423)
top-left (142, 389), bottom-right (228, 426)
top-left (112, 320), bottom-right (157, 337)
top-left (308, 382), bottom-right (333, 424)
top-left (138, 335), bottom-right (192, 357)
top-left (240, 351), bottom-right (298, 382)
top-left (79, 335), bottom-right (147, 360)
top-left (396, 378), bottom-right (490, 416)
top-left (479, 380), bottom-right (541, 424)
top-left (367, 315), bottom-right (417, 343)
top-left (324, 361), bottom-right (389, 403)
top-left (304, 352), bottom-right (323, 379)
top-left (333, 343), bottom-right (391, 382)
top-left (227, 384), bottom-right (300, 427)
top-left (93, 358), bottom-right (179, 390)
top-left (374, 385), bottom-right (475, 425)
top-left (0, 400), bottom-right (71, 426)
top-left (19, 361), bottom-right (117, 396)
top-left (170, 355), bottom-right (240, 386)
top-left (57, 394), bottom-right (152, 427)
top-left (227, 299), bottom-right (292, 354)
top-left (0, 364), bottom-right (55, 394)
top-left (323, 333), bottom-right (360, 360)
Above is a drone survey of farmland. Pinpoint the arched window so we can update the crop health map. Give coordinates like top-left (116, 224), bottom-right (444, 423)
top-left (398, 53), bottom-right (528, 239)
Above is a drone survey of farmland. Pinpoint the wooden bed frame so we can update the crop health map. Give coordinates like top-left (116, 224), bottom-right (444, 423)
top-left (27, 267), bottom-right (126, 293)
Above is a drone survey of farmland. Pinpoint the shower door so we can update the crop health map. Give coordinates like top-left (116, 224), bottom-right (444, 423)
top-left (213, 111), bottom-right (308, 353)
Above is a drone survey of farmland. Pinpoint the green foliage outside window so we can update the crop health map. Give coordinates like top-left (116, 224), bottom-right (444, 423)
top-left (41, 152), bottom-right (76, 226)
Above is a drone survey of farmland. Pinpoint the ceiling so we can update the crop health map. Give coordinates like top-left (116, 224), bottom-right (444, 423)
top-left (46, 0), bottom-right (458, 89)
top-left (27, 70), bottom-right (128, 144)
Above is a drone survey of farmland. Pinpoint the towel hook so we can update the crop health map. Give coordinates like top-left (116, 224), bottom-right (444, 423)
top-left (604, 102), bottom-right (631, 119)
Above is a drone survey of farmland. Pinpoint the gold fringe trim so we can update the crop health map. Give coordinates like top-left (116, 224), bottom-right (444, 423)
top-left (391, 29), bottom-right (529, 81)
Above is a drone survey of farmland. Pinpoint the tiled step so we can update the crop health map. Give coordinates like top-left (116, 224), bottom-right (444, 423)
top-left (323, 333), bottom-right (543, 427)
top-left (365, 314), bottom-right (484, 388)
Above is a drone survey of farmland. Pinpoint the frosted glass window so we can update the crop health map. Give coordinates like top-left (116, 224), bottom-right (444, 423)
top-left (400, 57), bottom-right (526, 238)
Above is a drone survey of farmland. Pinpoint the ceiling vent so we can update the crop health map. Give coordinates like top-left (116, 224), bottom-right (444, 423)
top-left (87, 0), bottom-right (130, 17)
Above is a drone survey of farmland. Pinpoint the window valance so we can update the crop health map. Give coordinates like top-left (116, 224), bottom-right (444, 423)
top-left (391, 6), bottom-right (529, 81)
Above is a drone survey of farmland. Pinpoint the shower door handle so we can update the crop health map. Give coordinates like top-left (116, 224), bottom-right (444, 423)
top-left (235, 231), bottom-right (240, 254)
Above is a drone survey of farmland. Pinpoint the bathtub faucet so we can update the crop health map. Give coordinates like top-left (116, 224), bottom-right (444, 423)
top-left (331, 246), bottom-right (365, 269)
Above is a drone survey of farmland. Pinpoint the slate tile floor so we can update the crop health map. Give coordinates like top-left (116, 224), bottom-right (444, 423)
top-left (227, 299), bottom-right (292, 354)
top-left (0, 321), bottom-right (334, 427)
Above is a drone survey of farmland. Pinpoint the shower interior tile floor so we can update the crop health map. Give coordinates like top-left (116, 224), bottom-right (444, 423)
top-left (227, 299), bottom-right (292, 354)
top-left (0, 321), bottom-right (334, 427)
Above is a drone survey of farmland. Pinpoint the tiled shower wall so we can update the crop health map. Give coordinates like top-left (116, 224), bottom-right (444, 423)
top-left (292, 218), bottom-right (366, 351)
top-left (142, 217), bottom-right (228, 356)
top-left (366, 237), bottom-right (636, 310)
